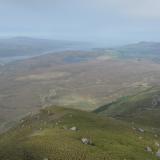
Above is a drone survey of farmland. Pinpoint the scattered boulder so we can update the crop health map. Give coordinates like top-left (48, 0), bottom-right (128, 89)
top-left (155, 134), bottom-right (158, 138)
top-left (155, 142), bottom-right (160, 147)
top-left (63, 126), bottom-right (68, 130)
top-left (20, 119), bottom-right (24, 123)
top-left (43, 158), bottom-right (48, 160)
top-left (156, 149), bottom-right (160, 158)
top-left (138, 128), bottom-right (144, 133)
top-left (145, 146), bottom-right (152, 152)
top-left (70, 126), bottom-right (77, 131)
top-left (81, 138), bottom-right (93, 145)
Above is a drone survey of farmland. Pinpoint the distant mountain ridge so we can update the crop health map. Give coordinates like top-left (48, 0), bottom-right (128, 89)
top-left (0, 37), bottom-right (90, 58)
top-left (110, 41), bottom-right (160, 60)
top-left (1, 38), bottom-right (160, 61)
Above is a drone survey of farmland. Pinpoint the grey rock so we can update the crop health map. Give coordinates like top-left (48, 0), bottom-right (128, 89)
top-left (70, 126), bottom-right (77, 131)
top-left (146, 146), bottom-right (152, 152)
top-left (138, 128), bottom-right (144, 133)
top-left (155, 134), bottom-right (158, 138)
top-left (156, 149), bottom-right (160, 158)
top-left (81, 138), bottom-right (93, 145)
top-left (155, 142), bottom-right (160, 147)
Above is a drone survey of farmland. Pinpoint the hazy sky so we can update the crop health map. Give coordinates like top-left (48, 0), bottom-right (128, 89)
top-left (1, 0), bottom-right (160, 45)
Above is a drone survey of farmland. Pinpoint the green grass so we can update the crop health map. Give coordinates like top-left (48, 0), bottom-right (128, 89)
top-left (0, 106), bottom-right (159, 160)
top-left (95, 87), bottom-right (160, 128)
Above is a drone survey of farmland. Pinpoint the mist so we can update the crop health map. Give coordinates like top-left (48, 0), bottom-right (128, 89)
top-left (0, 0), bottom-right (160, 45)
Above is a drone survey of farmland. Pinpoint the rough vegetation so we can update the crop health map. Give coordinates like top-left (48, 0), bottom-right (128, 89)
top-left (0, 106), bottom-right (160, 160)
top-left (95, 87), bottom-right (160, 128)
top-left (1, 41), bottom-right (160, 159)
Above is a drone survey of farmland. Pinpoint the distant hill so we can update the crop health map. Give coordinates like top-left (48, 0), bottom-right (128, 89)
top-left (0, 106), bottom-right (159, 160)
top-left (102, 42), bottom-right (160, 61)
top-left (95, 88), bottom-right (160, 128)
top-left (0, 37), bottom-right (90, 58)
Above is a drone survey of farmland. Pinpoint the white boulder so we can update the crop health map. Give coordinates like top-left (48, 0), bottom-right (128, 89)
top-left (145, 146), bottom-right (152, 152)
top-left (81, 138), bottom-right (93, 145)
top-left (70, 126), bottom-right (77, 131)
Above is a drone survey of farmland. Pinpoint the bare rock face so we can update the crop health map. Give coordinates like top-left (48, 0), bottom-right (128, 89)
top-left (81, 138), bottom-right (93, 145)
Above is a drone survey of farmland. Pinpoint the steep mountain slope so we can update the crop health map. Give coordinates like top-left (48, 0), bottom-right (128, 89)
top-left (0, 106), bottom-right (159, 160)
top-left (95, 88), bottom-right (160, 128)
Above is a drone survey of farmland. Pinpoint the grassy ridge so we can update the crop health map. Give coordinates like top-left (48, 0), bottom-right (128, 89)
top-left (0, 107), bottom-right (159, 160)
top-left (95, 88), bottom-right (160, 128)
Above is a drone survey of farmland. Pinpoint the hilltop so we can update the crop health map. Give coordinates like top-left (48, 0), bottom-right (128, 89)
top-left (0, 106), bottom-right (160, 160)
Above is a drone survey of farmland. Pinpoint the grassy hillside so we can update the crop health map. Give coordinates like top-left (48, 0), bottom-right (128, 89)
top-left (0, 106), bottom-right (160, 160)
top-left (95, 88), bottom-right (160, 128)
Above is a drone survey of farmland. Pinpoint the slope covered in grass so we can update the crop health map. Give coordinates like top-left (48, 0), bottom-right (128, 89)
top-left (95, 88), bottom-right (160, 128)
top-left (0, 106), bottom-right (159, 160)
